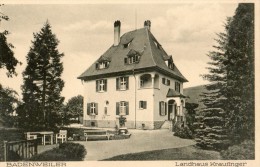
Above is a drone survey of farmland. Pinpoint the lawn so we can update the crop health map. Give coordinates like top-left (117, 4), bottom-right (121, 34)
top-left (103, 145), bottom-right (221, 160)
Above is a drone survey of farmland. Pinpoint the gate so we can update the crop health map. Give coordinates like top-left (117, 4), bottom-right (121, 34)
top-left (3, 139), bottom-right (38, 161)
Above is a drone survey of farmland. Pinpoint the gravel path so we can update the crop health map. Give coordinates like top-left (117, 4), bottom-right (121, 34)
top-left (75, 129), bottom-right (195, 161)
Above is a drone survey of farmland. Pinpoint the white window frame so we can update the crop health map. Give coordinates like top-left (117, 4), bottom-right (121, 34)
top-left (120, 77), bottom-right (127, 90)
top-left (120, 101), bottom-right (126, 115)
top-left (128, 55), bottom-right (139, 64)
top-left (90, 103), bottom-right (96, 115)
top-left (98, 79), bottom-right (105, 92)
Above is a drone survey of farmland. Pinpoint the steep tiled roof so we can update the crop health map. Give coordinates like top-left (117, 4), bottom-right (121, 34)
top-left (78, 27), bottom-right (188, 82)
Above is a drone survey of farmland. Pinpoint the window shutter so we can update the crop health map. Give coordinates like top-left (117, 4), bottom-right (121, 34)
top-left (159, 101), bottom-right (162, 115)
top-left (96, 80), bottom-right (99, 92)
top-left (126, 102), bottom-right (129, 115)
top-left (144, 101), bottom-right (147, 109)
top-left (116, 78), bottom-right (119, 90)
top-left (116, 102), bottom-right (119, 115)
top-left (95, 103), bottom-right (98, 115)
top-left (124, 57), bottom-right (128, 64)
top-left (165, 102), bottom-right (167, 116)
top-left (126, 77), bottom-right (129, 90)
top-left (87, 103), bottom-right (90, 115)
top-left (104, 79), bottom-right (107, 91)
top-left (139, 101), bottom-right (141, 109)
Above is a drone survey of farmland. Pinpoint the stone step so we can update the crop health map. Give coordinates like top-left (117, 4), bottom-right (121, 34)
top-left (160, 121), bottom-right (172, 129)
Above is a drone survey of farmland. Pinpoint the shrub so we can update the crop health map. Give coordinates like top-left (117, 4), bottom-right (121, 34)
top-left (30, 142), bottom-right (87, 161)
top-left (174, 126), bottom-right (194, 139)
top-left (59, 142), bottom-right (87, 160)
top-left (29, 148), bottom-right (67, 161)
top-left (220, 140), bottom-right (254, 160)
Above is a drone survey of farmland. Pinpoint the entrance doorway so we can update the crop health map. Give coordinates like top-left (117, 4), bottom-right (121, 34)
top-left (168, 100), bottom-right (176, 120)
top-left (168, 100), bottom-right (177, 121)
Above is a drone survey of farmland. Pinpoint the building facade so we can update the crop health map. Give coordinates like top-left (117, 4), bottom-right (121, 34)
top-left (78, 20), bottom-right (188, 129)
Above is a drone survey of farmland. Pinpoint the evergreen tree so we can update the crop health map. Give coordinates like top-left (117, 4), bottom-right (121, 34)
top-left (20, 21), bottom-right (64, 130)
top-left (0, 4), bottom-right (20, 77)
top-left (194, 22), bottom-right (230, 149)
top-left (195, 3), bottom-right (254, 149)
top-left (225, 4), bottom-right (254, 142)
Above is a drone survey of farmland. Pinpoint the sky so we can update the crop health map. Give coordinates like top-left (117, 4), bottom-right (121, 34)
top-left (0, 2), bottom-right (239, 102)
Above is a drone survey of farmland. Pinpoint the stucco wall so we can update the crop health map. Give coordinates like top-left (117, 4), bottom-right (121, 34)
top-left (83, 74), bottom-right (155, 129)
top-left (153, 73), bottom-right (183, 121)
top-left (82, 71), bottom-right (183, 129)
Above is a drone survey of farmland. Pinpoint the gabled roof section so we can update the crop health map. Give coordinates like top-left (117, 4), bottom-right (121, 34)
top-left (166, 88), bottom-right (186, 98)
top-left (78, 27), bottom-right (188, 82)
top-left (127, 49), bottom-right (142, 57)
top-left (97, 55), bottom-right (111, 62)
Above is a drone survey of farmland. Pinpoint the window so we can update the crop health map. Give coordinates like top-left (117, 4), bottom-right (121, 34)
top-left (116, 101), bottom-right (129, 116)
top-left (140, 79), bottom-right (144, 87)
top-left (175, 82), bottom-right (181, 93)
top-left (168, 62), bottom-right (174, 70)
top-left (159, 101), bottom-right (167, 116)
top-left (124, 55), bottom-right (140, 64)
top-left (162, 78), bottom-right (166, 84)
top-left (123, 41), bottom-right (131, 48)
top-left (162, 78), bottom-right (170, 86)
top-left (139, 101), bottom-right (147, 109)
top-left (96, 79), bottom-right (107, 92)
top-left (87, 103), bottom-right (98, 115)
top-left (116, 77), bottom-right (129, 90)
top-left (167, 79), bottom-right (170, 86)
top-left (140, 74), bottom-right (152, 88)
top-left (120, 101), bottom-right (126, 115)
top-left (96, 61), bottom-right (110, 69)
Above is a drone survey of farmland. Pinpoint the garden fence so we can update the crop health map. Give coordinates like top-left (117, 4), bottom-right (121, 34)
top-left (3, 139), bottom-right (38, 161)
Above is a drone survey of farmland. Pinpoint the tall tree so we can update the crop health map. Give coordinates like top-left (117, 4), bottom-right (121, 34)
top-left (195, 3), bottom-right (254, 149)
top-left (20, 21), bottom-right (64, 130)
top-left (0, 4), bottom-right (20, 77)
top-left (194, 20), bottom-right (230, 149)
top-left (225, 4), bottom-right (254, 142)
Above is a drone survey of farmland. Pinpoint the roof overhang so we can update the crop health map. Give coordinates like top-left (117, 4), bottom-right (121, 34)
top-left (166, 88), bottom-right (186, 98)
top-left (78, 66), bottom-right (188, 82)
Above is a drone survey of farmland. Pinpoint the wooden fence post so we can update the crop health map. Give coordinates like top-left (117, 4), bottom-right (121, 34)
top-left (3, 141), bottom-right (7, 162)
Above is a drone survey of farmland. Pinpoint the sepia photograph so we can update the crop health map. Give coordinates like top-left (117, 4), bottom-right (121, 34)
top-left (0, 0), bottom-right (259, 166)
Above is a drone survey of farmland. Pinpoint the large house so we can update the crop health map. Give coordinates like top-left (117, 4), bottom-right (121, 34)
top-left (78, 20), bottom-right (188, 130)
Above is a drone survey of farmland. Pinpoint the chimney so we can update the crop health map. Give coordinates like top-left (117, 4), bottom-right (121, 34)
top-left (144, 20), bottom-right (151, 31)
top-left (114, 20), bottom-right (121, 46)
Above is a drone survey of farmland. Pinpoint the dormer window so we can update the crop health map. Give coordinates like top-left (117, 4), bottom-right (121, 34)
top-left (96, 61), bottom-right (110, 70)
top-left (168, 61), bottom-right (174, 70)
top-left (124, 54), bottom-right (140, 64)
top-left (123, 42), bottom-right (131, 48)
top-left (124, 49), bottom-right (142, 65)
top-left (165, 59), bottom-right (174, 70)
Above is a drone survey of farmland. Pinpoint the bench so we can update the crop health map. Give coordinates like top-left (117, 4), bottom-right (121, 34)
top-left (83, 130), bottom-right (114, 141)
